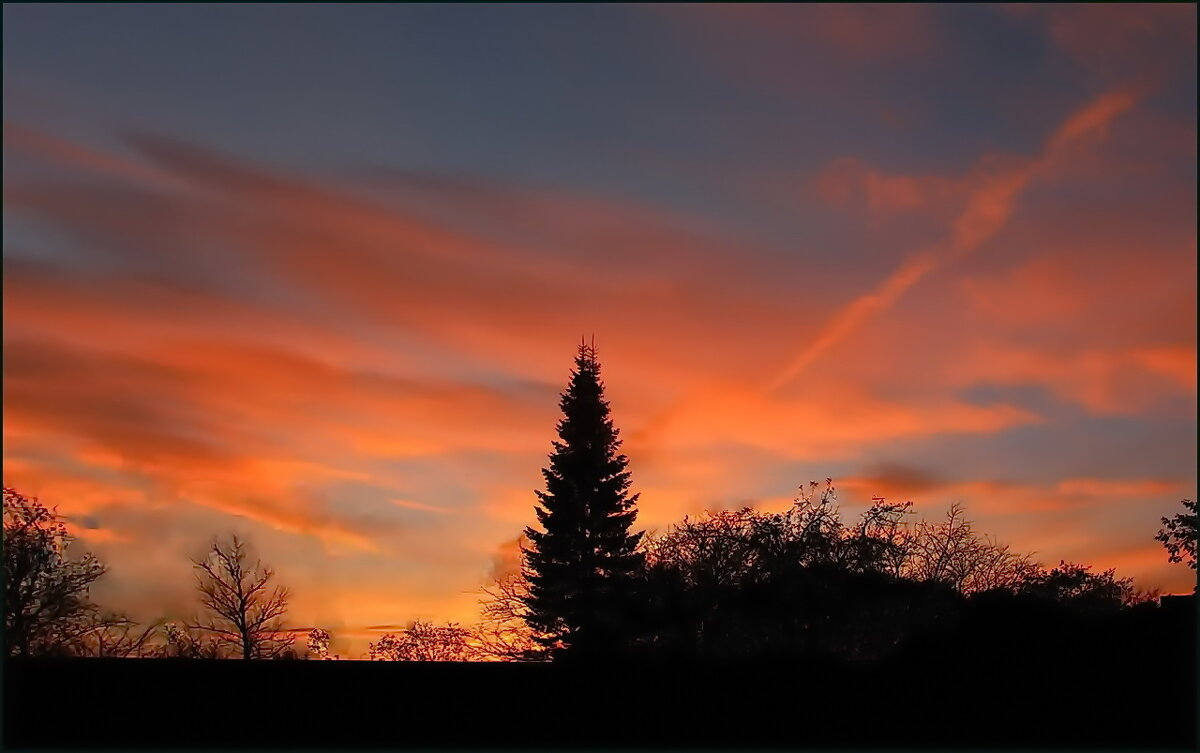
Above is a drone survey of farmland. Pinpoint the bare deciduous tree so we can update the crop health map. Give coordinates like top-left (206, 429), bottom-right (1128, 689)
top-left (77, 617), bottom-right (162, 658)
top-left (189, 535), bottom-right (294, 660)
top-left (477, 572), bottom-right (548, 661)
top-left (897, 502), bottom-right (1039, 594)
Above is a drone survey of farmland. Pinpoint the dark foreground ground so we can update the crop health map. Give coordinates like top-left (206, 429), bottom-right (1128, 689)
top-left (4, 601), bottom-right (1196, 750)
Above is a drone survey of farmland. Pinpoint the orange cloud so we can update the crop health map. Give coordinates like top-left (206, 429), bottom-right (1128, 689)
top-left (767, 251), bottom-right (940, 391)
top-left (4, 123), bottom-right (176, 188)
top-left (814, 157), bottom-right (960, 219)
top-left (2, 333), bottom-right (551, 553)
top-left (1048, 90), bottom-right (1137, 152)
top-left (6, 130), bottom-right (810, 402)
top-left (1056, 478), bottom-right (1185, 497)
top-left (1129, 346), bottom-right (1198, 392)
top-left (774, 86), bottom-right (1143, 392)
top-left (391, 498), bottom-right (455, 515)
top-left (937, 237), bottom-right (1194, 416)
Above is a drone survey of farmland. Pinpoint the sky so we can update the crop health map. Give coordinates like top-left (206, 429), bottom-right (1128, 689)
top-left (3, 3), bottom-right (1196, 656)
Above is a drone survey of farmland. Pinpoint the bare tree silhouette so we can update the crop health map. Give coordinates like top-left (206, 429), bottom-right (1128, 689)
top-left (477, 571), bottom-right (548, 661)
top-left (76, 618), bottom-right (162, 657)
top-left (189, 535), bottom-right (294, 659)
top-left (898, 502), bottom-right (1040, 594)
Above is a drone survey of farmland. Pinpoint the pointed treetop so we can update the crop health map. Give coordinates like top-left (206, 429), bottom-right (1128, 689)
top-left (578, 333), bottom-right (599, 366)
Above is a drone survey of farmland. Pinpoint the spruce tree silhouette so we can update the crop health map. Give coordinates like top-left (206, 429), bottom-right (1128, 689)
top-left (521, 339), bottom-right (643, 660)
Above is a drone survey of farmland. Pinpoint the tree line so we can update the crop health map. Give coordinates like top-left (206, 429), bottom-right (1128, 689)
top-left (4, 343), bottom-right (1197, 662)
top-left (490, 343), bottom-right (1197, 663)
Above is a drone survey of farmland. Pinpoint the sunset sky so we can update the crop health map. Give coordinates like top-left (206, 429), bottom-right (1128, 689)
top-left (3, 4), bottom-right (1196, 655)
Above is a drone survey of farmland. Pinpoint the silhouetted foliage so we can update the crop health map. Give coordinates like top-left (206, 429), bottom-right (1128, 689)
top-left (895, 501), bottom-right (1040, 593)
top-left (1018, 560), bottom-right (1155, 612)
top-left (367, 620), bottom-right (473, 661)
top-left (633, 482), bottom-right (963, 662)
top-left (618, 481), bottom-right (1171, 663)
top-left (1156, 499), bottom-right (1198, 576)
top-left (521, 342), bottom-right (643, 659)
top-left (307, 627), bottom-right (335, 659)
top-left (3, 487), bottom-right (111, 656)
top-left (189, 535), bottom-right (294, 659)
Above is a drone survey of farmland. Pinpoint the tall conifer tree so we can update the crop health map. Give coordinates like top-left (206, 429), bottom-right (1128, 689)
top-left (522, 340), bottom-right (643, 659)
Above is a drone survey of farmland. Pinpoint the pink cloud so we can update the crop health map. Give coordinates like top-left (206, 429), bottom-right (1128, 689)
top-left (773, 86), bottom-right (1144, 391)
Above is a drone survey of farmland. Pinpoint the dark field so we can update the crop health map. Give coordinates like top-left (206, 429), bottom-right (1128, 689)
top-left (4, 600), bottom-right (1196, 750)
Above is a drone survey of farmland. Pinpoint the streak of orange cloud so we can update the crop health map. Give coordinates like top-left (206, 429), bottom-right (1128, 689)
top-left (4, 123), bottom-right (175, 188)
top-left (1090, 544), bottom-right (1184, 579)
top-left (1055, 478), bottom-right (1184, 497)
top-left (2, 333), bottom-right (552, 551)
top-left (766, 251), bottom-right (939, 390)
top-left (771, 86), bottom-right (1141, 392)
top-left (6, 129), bottom-right (801, 400)
top-left (1129, 346), bottom-right (1198, 392)
top-left (940, 341), bottom-right (1197, 416)
top-left (179, 486), bottom-right (381, 554)
top-left (391, 499), bottom-right (455, 515)
top-left (1047, 90), bottom-right (1137, 152)
top-left (837, 474), bottom-right (1189, 518)
top-left (814, 158), bottom-right (961, 220)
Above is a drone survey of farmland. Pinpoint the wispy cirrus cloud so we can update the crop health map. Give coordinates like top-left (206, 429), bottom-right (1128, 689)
top-left (769, 86), bottom-right (1139, 392)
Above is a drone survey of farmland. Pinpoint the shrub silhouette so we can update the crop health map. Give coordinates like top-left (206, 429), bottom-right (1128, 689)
top-left (1017, 560), bottom-right (1151, 613)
